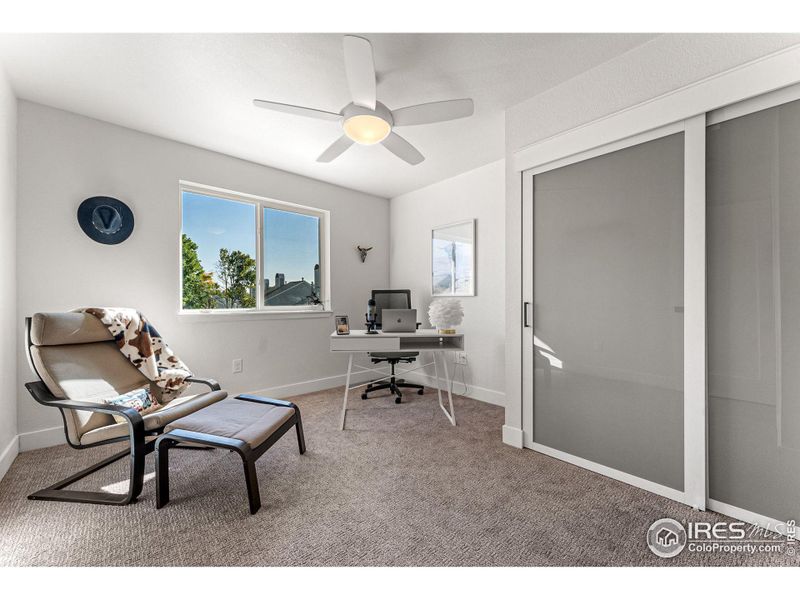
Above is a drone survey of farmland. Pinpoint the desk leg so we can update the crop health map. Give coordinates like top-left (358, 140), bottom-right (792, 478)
top-left (441, 354), bottom-right (456, 426)
top-left (432, 351), bottom-right (443, 411)
top-left (432, 352), bottom-right (456, 426)
top-left (436, 353), bottom-right (456, 426)
top-left (340, 353), bottom-right (353, 431)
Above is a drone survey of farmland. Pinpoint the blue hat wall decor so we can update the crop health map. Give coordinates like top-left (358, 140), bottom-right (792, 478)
top-left (77, 196), bottom-right (135, 245)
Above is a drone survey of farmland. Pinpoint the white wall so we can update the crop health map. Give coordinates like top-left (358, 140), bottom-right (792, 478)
top-left (505, 34), bottom-right (800, 153)
top-left (16, 101), bottom-right (389, 448)
top-left (390, 159), bottom-right (505, 405)
top-left (503, 34), bottom-right (800, 444)
top-left (0, 67), bottom-right (17, 478)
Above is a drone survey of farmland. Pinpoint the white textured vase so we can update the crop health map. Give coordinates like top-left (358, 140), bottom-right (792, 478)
top-left (428, 298), bottom-right (464, 334)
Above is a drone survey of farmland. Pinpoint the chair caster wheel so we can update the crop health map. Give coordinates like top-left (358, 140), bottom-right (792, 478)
top-left (418, 389), bottom-right (424, 395)
top-left (361, 393), bottom-right (368, 400)
top-left (395, 397), bottom-right (402, 404)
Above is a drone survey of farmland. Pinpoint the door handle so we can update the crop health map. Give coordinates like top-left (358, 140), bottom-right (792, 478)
top-left (523, 302), bottom-right (531, 328)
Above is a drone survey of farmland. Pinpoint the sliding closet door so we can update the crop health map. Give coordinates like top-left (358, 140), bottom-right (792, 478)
top-left (532, 133), bottom-right (685, 491)
top-left (707, 99), bottom-right (800, 522)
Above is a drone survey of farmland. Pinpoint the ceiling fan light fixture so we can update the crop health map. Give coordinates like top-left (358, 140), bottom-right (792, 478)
top-left (252, 36), bottom-right (473, 165)
top-left (343, 114), bottom-right (391, 145)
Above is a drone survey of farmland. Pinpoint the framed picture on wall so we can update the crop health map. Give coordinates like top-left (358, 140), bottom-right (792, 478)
top-left (431, 219), bottom-right (476, 296)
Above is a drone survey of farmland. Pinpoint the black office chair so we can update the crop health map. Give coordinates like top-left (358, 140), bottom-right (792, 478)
top-left (362, 289), bottom-right (424, 403)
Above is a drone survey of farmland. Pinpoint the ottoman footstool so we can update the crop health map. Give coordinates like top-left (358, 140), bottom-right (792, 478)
top-left (155, 393), bottom-right (305, 515)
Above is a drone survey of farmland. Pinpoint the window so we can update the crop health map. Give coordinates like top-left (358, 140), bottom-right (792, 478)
top-left (180, 182), bottom-right (329, 313)
top-left (263, 207), bottom-right (321, 307)
top-left (182, 192), bottom-right (256, 310)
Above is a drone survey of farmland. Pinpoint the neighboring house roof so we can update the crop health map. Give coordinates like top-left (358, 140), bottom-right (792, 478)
top-left (265, 280), bottom-right (315, 306)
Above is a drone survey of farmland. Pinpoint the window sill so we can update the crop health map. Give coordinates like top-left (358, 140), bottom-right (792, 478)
top-left (178, 309), bottom-right (333, 322)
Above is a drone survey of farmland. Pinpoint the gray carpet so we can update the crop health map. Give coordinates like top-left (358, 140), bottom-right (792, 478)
top-left (0, 387), bottom-right (795, 566)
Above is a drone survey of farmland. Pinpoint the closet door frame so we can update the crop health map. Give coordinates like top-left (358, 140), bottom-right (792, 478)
top-left (510, 48), bottom-right (800, 529)
top-left (517, 77), bottom-right (800, 532)
top-left (520, 118), bottom-right (707, 510)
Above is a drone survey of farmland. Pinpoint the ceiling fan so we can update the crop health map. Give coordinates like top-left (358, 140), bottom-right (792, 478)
top-left (253, 35), bottom-right (475, 166)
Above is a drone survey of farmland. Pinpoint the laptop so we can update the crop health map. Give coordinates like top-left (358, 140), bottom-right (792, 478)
top-left (381, 308), bottom-right (417, 333)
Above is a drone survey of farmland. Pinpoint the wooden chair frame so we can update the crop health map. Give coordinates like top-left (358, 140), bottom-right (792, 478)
top-left (24, 316), bottom-right (221, 506)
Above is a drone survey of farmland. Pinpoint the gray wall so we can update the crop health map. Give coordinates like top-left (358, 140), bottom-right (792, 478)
top-left (389, 159), bottom-right (505, 405)
top-left (0, 68), bottom-right (17, 475)
top-left (16, 101), bottom-right (389, 445)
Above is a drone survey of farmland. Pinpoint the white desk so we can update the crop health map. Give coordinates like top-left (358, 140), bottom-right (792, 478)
top-left (330, 329), bottom-right (465, 430)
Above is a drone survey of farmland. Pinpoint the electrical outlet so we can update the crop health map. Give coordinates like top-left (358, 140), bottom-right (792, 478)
top-left (232, 358), bottom-right (243, 374)
top-left (455, 351), bottom-right (468, 365)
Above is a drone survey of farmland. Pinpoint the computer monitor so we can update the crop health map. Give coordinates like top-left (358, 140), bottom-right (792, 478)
top-left (371, 289), bottom-right (411, 328)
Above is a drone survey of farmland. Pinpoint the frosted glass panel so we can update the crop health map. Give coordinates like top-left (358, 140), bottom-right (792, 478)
top-left (707, 99), bottom-right (800, 522)
top-left (533, 133), bottom-right (685, 490)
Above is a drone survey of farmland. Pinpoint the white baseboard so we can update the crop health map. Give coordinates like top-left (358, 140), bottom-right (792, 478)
top-left (707, 498), bottom-right (791, 537)
top-left (0, 436), bottom-right (19, 482)
top-left (249, 370), bottom-right (375, 400)
top-left (531, 442), bottom-right (688, 506)
top-left (502, 425), bottom-right (524, 448)
top-left (18, 425), bottom-right (64, 452)
top-left (400, 372), bottom-right (506, 407)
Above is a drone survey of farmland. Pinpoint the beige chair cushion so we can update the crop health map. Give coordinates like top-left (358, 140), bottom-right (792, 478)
top-left (31, 342), bottom-right (149, 401)
top-left (30, 312), bottom-right (113, 346)
top-left (31, 341), bottom-right (152, 444)
top-left (164, 398), bottom-right (294, 448)
top-left (80, 390), bottom-right (227, 445)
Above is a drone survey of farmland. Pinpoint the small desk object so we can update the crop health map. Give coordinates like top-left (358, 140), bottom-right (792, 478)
top-left (330, 329), bottom-right (465, 430)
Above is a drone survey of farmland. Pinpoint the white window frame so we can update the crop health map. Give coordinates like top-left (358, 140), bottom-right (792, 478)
top-left (178, 180), bottom-right (331, 317)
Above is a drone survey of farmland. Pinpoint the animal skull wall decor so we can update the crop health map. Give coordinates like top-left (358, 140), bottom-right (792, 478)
top-left (357, 245), bottom-right (373, 263)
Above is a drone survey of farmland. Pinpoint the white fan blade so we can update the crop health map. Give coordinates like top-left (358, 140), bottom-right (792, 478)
top-left (392, 99), bottom-right (474, 126)
top-left (343, 35), bottom-right (376, 110)
top-left (317, 135), bottom-right (355, 163)
top-left (253, 99), bottom-right (341, 121)
top-left (381, 132), bottom-right (424, 165)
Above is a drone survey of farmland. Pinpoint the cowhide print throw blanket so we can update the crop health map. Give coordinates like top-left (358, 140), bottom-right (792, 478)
top-left (75, 307), bottom-right (193, 414)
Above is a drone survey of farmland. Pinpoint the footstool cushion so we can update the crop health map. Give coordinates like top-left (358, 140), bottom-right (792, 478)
top-left (155, 394), bottom-right (305, 515)
top-left (164, 398), bottom-right (295, 447)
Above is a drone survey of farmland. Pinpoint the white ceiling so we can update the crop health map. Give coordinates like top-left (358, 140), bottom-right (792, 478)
top-left (0, 33), bottom-right (657, 198)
